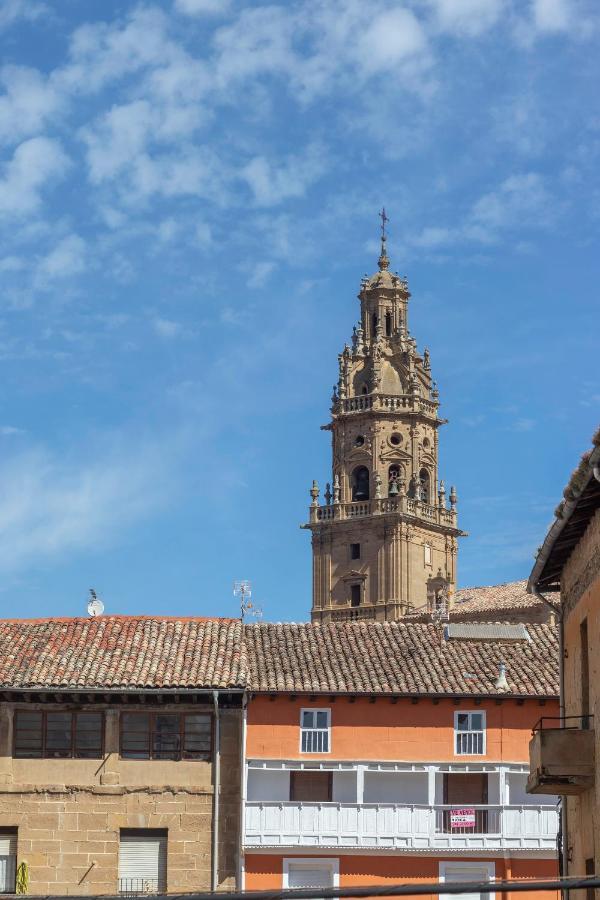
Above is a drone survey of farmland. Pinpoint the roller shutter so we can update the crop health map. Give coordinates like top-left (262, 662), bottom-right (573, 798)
top-left (118, 830), bottom-right (167, 894)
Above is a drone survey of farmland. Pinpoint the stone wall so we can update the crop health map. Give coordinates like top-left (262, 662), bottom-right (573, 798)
top-left (561, 506), bottom-right (600, 880)
top-left (0, 703), bottom-right (242, 895)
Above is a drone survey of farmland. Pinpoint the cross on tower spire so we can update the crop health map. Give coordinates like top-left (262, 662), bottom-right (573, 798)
top-left (378, 207), bottom-right (390, 270)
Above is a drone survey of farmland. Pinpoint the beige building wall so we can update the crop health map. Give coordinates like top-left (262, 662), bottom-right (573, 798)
top-left (0, 702), bottom-right (242, 895)
top-left (312, 519), bottom-right (456, 620)
top-left (560, 507), bottom-right (600, 878)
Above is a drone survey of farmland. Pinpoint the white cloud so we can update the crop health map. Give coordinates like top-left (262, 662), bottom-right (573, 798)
top-left (0, 439), bottom-right (174, 574)
top-left (61, 7), bottom-right (174, 93)
top-left (196, 222), bottom-right (213, 247)
top-left (246, 260), bottom-right (276, 288)
top-left (0, 65), bottom-right (64, 146)
top-left (510, 417), bottom-right (536, 432)
top-left (0, 0), bottom-right (47, 31)
top-left (358, 8), bottom-right (427, 71)
top-left (0, 425), bottom-right (25, 436)
top-left (36, 234), bottom-right (86, 282)
top-left (240, 145), bottom-right (326, 206)
top-left (532, 0), bottom-right (570, 32)
top-left (81, 100), bottom-right (154, 183)
top-left (429, 0), bottom-right (504, 36)
top-left (470, 172), bottom-right (550, 230)
top-left (410, 226), bottom-right (454, 248)
top-left (153, 317), bottom-right (182, 338)
top-left (0, 137), bottom-right (69, 217)
top-left (175, 0), bottom-right (232, 15)
top-left (81, 100), bottom-right (224, 205)
top-left (0, 255), bottom-right (25, 272)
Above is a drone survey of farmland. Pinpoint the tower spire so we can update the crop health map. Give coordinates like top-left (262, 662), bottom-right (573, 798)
top-left (378, 207), bottom-right (390, 270)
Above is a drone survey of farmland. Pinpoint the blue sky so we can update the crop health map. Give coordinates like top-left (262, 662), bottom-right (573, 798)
top-left (0, 0), bottom-right (598, 621)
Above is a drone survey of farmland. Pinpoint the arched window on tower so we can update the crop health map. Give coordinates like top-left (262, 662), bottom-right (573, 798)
top-left (385, 311), bottom-right (392, 337)
top-left (388, 464), bottom-right (401, 497)
top-left (372, 313), bottom-right (378, 336)
top-left (351, 466), bottom-right (370, 501)
top-left (419, 468), bottom-right (431, 505)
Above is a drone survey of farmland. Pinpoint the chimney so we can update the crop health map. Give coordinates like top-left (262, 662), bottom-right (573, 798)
top-left (494, 661), bottom-right (510, 692)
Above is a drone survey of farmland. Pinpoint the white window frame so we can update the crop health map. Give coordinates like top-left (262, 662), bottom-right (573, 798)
top-left (439, 861), bottom-right (495, 900)
top-left (454, 710), bottom-right (486, 756)
top-left (283, 858), bottom-right (339, 891)
top-left (300, 708), bottom-right (331, 754)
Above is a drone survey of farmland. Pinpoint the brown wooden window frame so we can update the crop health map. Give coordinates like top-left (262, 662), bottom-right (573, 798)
top-left (119, 712), bottom-right (212, 761)
top-left (13, 709), bottom-right (104, 759)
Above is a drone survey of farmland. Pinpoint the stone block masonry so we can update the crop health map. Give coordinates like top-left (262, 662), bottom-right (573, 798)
top-left (0, 705), bottom-right (242, 895)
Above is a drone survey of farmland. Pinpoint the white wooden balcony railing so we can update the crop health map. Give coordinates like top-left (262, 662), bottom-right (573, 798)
top-left (244, 802), bottom-right (558, 852)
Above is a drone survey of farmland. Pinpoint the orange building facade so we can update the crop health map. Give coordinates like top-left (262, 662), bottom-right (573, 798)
top-left (242, 622), bottom-right (560, 899)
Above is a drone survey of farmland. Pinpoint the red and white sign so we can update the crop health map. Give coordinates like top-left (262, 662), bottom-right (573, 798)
top-left (450, 807), bottom-right (476, 828)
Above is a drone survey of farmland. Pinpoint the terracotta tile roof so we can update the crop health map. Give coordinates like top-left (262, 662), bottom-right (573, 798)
top-left (0, 616), bottom-right (246, 690)
top-left (450, 580), bottom-right (547, 620)
top-left (245, 621), bottom-right (558, 697)
top-left (0, 613), bottom-right (558, 698)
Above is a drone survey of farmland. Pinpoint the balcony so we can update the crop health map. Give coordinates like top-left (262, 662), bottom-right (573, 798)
top-left (528, 716), bottom-right (595, 796)
top-left (336, 393), bottom-right (438, 419)
top-left (310, 497), bottom-right (457, 528)
top-left (244, 801), bottom-right (558, 852)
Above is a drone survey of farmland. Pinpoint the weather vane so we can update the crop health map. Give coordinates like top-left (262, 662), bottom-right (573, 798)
top-left (234, 580), bottom-right (263, 622)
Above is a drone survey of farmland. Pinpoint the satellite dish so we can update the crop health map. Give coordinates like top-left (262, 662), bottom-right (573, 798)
top-left (88, 598), bottom-right (104, 617)
top-left (87, 588), bottom-right (104, 617)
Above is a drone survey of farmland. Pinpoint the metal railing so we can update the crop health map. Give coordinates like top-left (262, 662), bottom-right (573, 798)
top-left (532, 714), bottom-right (594, 733)
top-left (119, 878), bottom-right (161, 895)
top-left (435, 805), bottom-right (499, 834)
top-left (455, 731), bottom-right (485, 755)
top-left (300, 729), bottom-right (330, 753)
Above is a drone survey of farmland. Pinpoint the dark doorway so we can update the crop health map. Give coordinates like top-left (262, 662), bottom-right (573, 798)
top-left (290, 771), bottom-right (333, 802)
top-left (442, 773), bottom-right (488, 833)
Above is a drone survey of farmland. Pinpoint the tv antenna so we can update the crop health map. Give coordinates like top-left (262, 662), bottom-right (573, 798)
top-left (234, 580), bottom-right (263, 622)
top-left (87, 588), bottom-right (104, 617)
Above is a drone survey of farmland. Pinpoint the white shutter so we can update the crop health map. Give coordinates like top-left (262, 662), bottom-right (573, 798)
top-left (119, 832), bottom-right (167, 893)
top-left (442, 865), bottom-right (493, 900)
top-left (287, 866), bottom-right (334, 889)
top-left (0, 831), bottom-right (17, 893)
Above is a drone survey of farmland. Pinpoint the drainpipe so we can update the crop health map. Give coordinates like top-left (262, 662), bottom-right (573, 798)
top-left (238, 693), bottom-right (248, 891)
top-left (532, 587), bottom-right (568, 882)
top-left (212, 690), bottom-right (221, 892)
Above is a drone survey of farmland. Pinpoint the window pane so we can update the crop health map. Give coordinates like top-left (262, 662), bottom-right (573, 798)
top-left (75, 712), bottom-right (103, 758)
top-left (183, 715), bottom-right (211, 759)
top-left (457, 714), bottom-right (469, 731)
top-left (121, 713), bottom-right (150, 759)
top-left (14, 711), bottom-right (43, 758)
top-left (46, 712), bottom-right (72, 758)
top-left (302, 711), bottom-right (314, 728)
top-left (315, 711), bottom-right (328, 729)
top-left (471, 713), bottom-right (483, 730)
top-left (152, 714), bottom-right (179, 760)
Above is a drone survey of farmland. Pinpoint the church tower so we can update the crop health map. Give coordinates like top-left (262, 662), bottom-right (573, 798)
top-left (305, 212), bottom-right (465, 623)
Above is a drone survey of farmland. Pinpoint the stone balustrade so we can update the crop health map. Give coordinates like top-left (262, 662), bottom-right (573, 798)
top-left (311, 497), bottom-right (457, 528)
top-left (337, 393), bottom-right (438, 418)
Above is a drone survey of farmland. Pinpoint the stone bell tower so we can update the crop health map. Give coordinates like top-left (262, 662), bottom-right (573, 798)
top-left (305, 211), bottom-right (465, 623)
